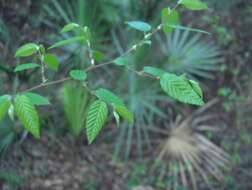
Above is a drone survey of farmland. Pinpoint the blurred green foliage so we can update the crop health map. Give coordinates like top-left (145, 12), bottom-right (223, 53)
top-left (59, 82), bottom-right (92, 137)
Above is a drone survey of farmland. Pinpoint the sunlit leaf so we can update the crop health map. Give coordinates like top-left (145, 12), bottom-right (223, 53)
top-left (0, 95), bottom-right (11, 121)
top-left (114, 105), bottom-right (134, 124)
top-left (178, 0), bottom-right (208, 10)
top-left (161, 7), bottom-right (179, 33)
top-left (14, 95), bottom-right (40, 138)
top-left (160, 73), bottom-right (204, 106)
top-left (143, 66), bottom-right (166, 78)
top-left (69, 70), bottom-right (87, 81)
top-left (113, 57), bottom-right (129, 66)
top-left (92, 50), bottom-right (104, 62)
top-left (86, 100), bottom-right (108, 144)
top-left (94, 88), bottom-right (124, 106)
top-left (61, 23), bottom-right (80, 33)
top-left (44, 54), bottom-right (59, 71)
top-left (126, 21), bottom-right (152, 32)
top-left (23, 92), bottom-right (50, 106)
top-left (189, 80), bottom-right (203, 98)
top-left (14, 63), bottom-right (40, 72)
top-left (15, 43), bottom-right (39, 57)
top-left (48, 36), bottom-right (86, 49)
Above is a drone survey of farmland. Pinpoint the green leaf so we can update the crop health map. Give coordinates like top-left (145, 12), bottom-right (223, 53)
top-left (14, 95), bottom-right (40, 138)
top-left (86, 100), bottom-right (108, 144)
top-left (44, 54), bottom-right (59, 71)
top-left (161, 7), bottom-right (179, 33)
top-left (126, 21), bottom-right (152, 32)
top-left (14, 63), bottom-right (40, 72)
top-left (160, 73), bottom-right (204, 106)
top-left (92, 50), bottom-right (104, 62)
top-left (61, 23), bottom-right (80, 33)
top-left (15, 43), bottom-right (39, 57)
top-left (143, 66), bottom-right (166, 78)
top-left (113, 57), bottom-right (129, 66)
top-left (69, 70), bottom-right (87, 81)
top-left (23, 92), bottom-right (50, 106)
top-left (178, 0), bottom-right (208, 10)
top-left (93, 88), bottom-right (124, 106)
top-left (114, 105), bottom-right (134, 124)
top-left (166, 24), bottom-right (210, 35)
top-left (113, 111), bottom-right (120, 128)
top-left (0, 95), bottom-right (11, 121)
top-left (189, 80), bottom-right (203, 98)
top-left (48, 36), bottom-right (86, 49)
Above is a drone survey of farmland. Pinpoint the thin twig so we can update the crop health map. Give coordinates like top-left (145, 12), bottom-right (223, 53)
top-left (21, 24), bottom-right (164, 93)
top-left (38, 50), bottom-right (47, 83)
top-left (86, 40), bottom-right (95, 65)
top-left (22, 77), bottom-right (70, 93)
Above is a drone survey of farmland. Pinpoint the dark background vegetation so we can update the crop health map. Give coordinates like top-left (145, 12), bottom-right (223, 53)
top-left (0, 0), bottom-right (252, 189)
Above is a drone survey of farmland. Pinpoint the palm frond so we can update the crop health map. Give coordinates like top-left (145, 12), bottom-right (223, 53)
top-left (162, 30), bottom-right (223, 80)
top-left (0, 119), bottom-right (16, 154)
top-left (152, 100), bottom-right (230, 190)
top-left (59, 82), bottom-right (92, 137)
top-left (113, 76), bottom-right (168, 160)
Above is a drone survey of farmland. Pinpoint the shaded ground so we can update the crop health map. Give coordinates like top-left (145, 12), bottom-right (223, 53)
top-left (1, 120), bottom-right (252, 190)
top-left (1, 134), bottom-right (126, 190)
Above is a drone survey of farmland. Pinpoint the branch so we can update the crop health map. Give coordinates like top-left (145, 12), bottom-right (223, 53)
top-left (22, 77), bottom-right (70, 93)
top-left (21, 24), bottom-right (164, 93)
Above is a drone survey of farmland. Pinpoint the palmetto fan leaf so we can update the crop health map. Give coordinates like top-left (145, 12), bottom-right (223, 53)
top-left (42, 0), bottom-right (117, 66)
top-left (205, 0), bottom-right (242, 12)
top-left (59, 83), bottom-right (92, 137)
top-left (42, 0), bottom-right (117, 43)
top-left (114, 76), bottom-right (169, 160)
top-left (153, 100), bottom-right (230, 190)
top-left (0, 121), bottom-right (16, 154)
top-left (162, 29), bottom-right (223, 79)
